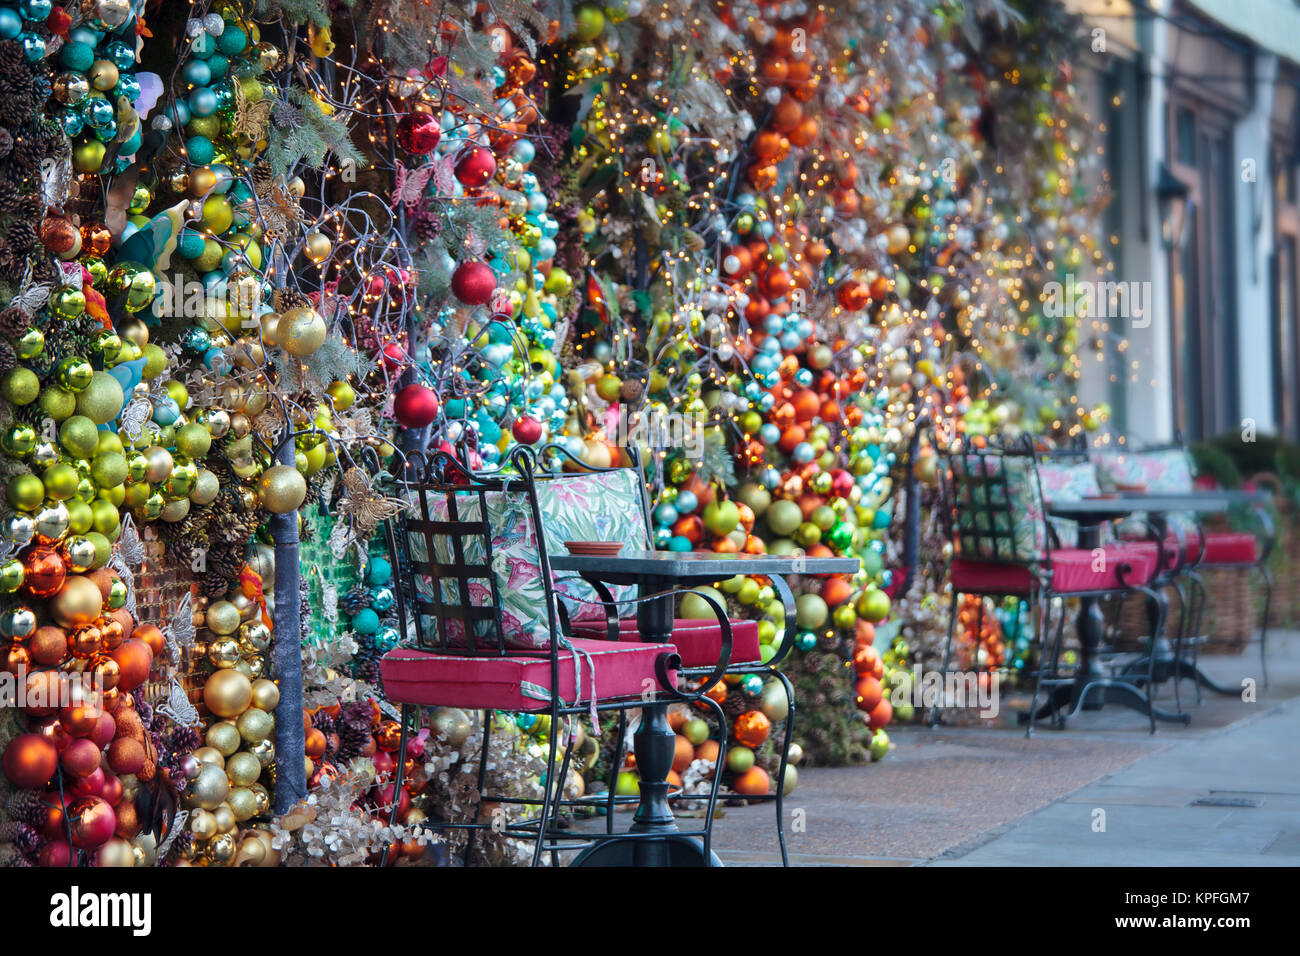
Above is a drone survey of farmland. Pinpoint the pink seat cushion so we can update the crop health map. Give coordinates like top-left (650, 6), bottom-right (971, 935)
top-left (1166, 531), bottom-right (1257, 566)
top-left (569, 617), bottom-right (762, 668)
top-left (379, 638), bottom-right (677, 711)
top-left (951, 545), bottom-right (1157, 595)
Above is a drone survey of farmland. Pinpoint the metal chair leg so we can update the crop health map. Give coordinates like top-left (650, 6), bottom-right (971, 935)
top-left (546, 716), bottom-right (578, 867)
top-left (379, 703), bottom-right (414, 867)
top-left (1138, 585), bottom-right (1167, 733)
top-left (530, 705), bottom-right (563, 868)
top-left (1257, 565), bottom-right (1272, 689)
top-left (769, 669), bottom-right (797, 867)
top-left (605, 711), bottom-right (628, 834)
top-left (1025, 593), bottom-right (1049, 738)
top-left (1187, 572), bottom-right (1207, 706)
top-left (930, 588), bottom-right (960, 729)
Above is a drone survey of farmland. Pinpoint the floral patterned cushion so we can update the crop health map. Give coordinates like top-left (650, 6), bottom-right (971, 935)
top-left (1094, 449), bottom-right (1197, 538)
top-left (1038, 460), bottom-right (1101, 548)
top-left (950, 453), bottom-right (1047, 562)
top-left (409, 470), bottom-right (648, 649)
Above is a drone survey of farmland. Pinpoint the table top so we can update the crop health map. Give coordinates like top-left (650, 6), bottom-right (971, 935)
top-left (1046, 493), bottom-right (1233, 519)
top-left (550, 549), bottom-right (860, 580)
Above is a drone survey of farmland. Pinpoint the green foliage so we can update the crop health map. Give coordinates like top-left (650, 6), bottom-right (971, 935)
top-left (266, 87), bottom-right (364, 178)
top-left (1189, 441), bottom-right (1241, 490)
top-left (253, 0), bottom-right (348, 26)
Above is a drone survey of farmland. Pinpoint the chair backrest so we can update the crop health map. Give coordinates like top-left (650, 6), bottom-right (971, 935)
top-left (939, 436), bottom-right (1048, 565)
top-left (383, 445), bottom-right (563, 656)
top-left (1034, 438), bottom-right (1102, 550)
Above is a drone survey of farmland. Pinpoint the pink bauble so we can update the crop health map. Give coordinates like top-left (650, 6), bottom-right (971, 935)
top-left (70, 765), bottom-right (106, 798)
top-left (60, 738), bottom-right (101, 778)
top-left (92, 711), bottom-right (117, 748)
top-left (396, 112), bottom-right (441, 154)
top-left (450, 261), bottom-right (496, 306)
top-left (454, 146), bottom-right (496, 188)
top-left (393, 384), bottom-right (440, 428)
top-left (39, 841), bottom-right (76, 867)
top-left (371, 749), bottom-right (394, 778)
top-left (512, 416), bottom-right (543, 444)
top-left (66, 795), bottom-right (116, 849)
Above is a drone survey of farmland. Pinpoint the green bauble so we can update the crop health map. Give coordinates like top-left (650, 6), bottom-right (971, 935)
top-left (174, 423), bottom-right (211, 458)
top-left (50, 287), bottom-right (86, 320)
top-left (0, 424), bottom-right (36, 457)
top-left (74, 371), bottom-right (125, 425)
top-left (1, 367), bottom-right (39, 406)
top-left (16, 329), bottom-right (44, 360)
top-left (59, 415), bottom-right (101, 460)
top-left (6, 474), bottom-right (44, 511)
top-left (55, 357), bottom-right (94, 392)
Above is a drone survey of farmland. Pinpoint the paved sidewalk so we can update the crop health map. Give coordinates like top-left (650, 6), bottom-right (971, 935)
top-left (707, 630), bottom-right (1299, 866)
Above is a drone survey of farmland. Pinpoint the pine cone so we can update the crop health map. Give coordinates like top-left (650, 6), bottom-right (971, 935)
top-left (167, 726), bottom-right (201, 755)
top-left (0, 341), bottom-right (14, 375)
top-left (273, 289), bottom-right (310, 313)
top-left (721, 690), bottom-right (748, 720)
top-left (0, 179), bottom-right (19, 214)
top-left (341, 586), bottom-right (371, 616)
top-left (0, 305), bottom-right (31, 338)
top-left (4, 789), bottom-right (45, 827)
top-left (6, 220), bottom-right (36, 255)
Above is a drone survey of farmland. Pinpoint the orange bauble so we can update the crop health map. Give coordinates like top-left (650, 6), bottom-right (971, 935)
top-left (60, 700), bottom-right (103, 738)
top-left (789, 115), bottom-right (819, 147)
top-left (771, 95), bottom-right (802, 132)
top-left (760, 267), bottom-right (792, 300)
top-left (671, 515), bottom-right (704, 545)
top-left (85, 567), bottom-right (119, 602)
top-left (791, 388), bottom-right (820, 423)
top-left (109, 608), bottom-right (134, 642)
top-left (672, 735), bottom-right (694, 773)
top-left (821, 576), bottom-right (852, 608)
top-left (854, 675), bottom-right (883, 713)
top-left (852, 643), bottom-right (881, 676)
top-left (133, 624), bottom-right (165, 659)
top-left (109, 639), bottom-right (152, 692)
top-left (731, 766), bottom-right (771, 796)
top-left (22, 669), bottom-right (63, 716)
top-left (752, 130), bottom-right (783, 161)
top-left (868, 697), bottom-right (893, 730)
top-left (760, 55), bottom-right (788, 84)
top-left (23, 546), bottom-right (67, 598)
top-left (695, 739), bottom-right (720, 765)
top-left (29, 625), bottom-right (68, 667)
top-left (836, 280), bottom-right (870, 311)
top-left (733, 710), bottom-right (771, 748)
top-left (305, 727), bottom-right (327, 759)
top-left (3, 734), bottom-right (59, 788)
top-left (746, 164), bottom-right (777, 191)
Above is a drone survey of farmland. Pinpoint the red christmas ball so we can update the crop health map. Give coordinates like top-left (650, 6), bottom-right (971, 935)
top-left (450, 261), bottom-right (496, 306)
top-left (39, 841), bottom-right (75, 867)
top-left (396, 112), bottom-right (441, 154)
top-left (3, 733), bottom-right (58, 788)
top-left (512, 415), bottom-right (543, 444)
top-left (393, 384), bottom-right (440, 427)
top-left (454, 146), bottom-right (496, 188)
top-left (61, 738), bottom-right (101, 778)
top-left (379, 342), bottom-right (406, 370)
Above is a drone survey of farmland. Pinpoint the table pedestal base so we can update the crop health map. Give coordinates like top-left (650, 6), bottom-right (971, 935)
top-left (1022, 680), bottom-right (1190, 728)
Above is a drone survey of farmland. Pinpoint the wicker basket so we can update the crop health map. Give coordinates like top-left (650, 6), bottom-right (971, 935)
top-left (1110, 585), bottom-right (1183, 653)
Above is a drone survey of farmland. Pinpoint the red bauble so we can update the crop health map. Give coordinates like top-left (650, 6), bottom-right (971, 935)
top-left (379, 342), bottom-right (406, 370)
top-left (3, 733), bottom-right (58, 788)
top-left (454, 146), bottom-right (496, 188)
top-left (23, 545), bottom-right (66, 598)
top-left (393, 384), bottom-right (440, 427)
top-left (396, 112), bottom-right (441, 154)
top-left (450, 261), bottom-right (496, 305)
top-left (60, 738), bottom-right (101, 778)
top-left (65, 795), bottom-right (116, 849)
top-left (512, 415), bottom-right (542, 444)
top-left (39, 841), bottom-right (75, 867)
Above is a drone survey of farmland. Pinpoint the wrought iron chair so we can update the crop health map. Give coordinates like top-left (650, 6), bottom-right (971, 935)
top-left (534, 442), bottom-right (804, 866)
top-left (928, 436), bottom-right (1166, 734)
top-left (376, 445), bottom-right (730, 866)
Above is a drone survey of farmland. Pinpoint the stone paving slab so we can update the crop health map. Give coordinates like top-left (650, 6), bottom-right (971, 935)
top-left (705, 630), bottom-right (1300, 866)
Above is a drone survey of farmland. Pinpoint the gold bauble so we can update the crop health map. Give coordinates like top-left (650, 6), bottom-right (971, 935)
top-left (226, 751), bottom-right (263, 788)
top-left (249, 738), bottom-right (275, 767)
top-left (227, 787), bottom-right (258, 822)
top-left (207, 832), bottom-right (236, 864)
top-left (207, 638), bottom-right (241, 672)
top-left (203, 668), bottom-right (252, 718)
top-left (190, 468), bottom-right (220, 506)
top-left (189, 809), bottom-right (218, 840)
top-left (431, 707), bottom-right (474, 747)
top-left (51, 575), bottom-right (104, 628)
top-left (144, 445), bottom-right (173, 484)
top-left (258, 311), bottom-right (280, 346)
top-left (206, 600), bottom-right (241, 636)
top-left (236, 707), bottom-right (274, 744)
top-left (229, 413), bottom-right (251, 439)
top-left (88, 60), bottom-right (120, 91)
top-left (97, 837), bottom-right (135, 867)
top-left (190, 763), bottom-right (230, 811)
top-left (247, 542), bottom-right (275, 579)
top-left (187, 167), bottom-right (217, 198)
top-left (249, 784), bottom-right (271, 815)
top-left (231, 338), bottom-right (265, 370)
top-left (212, 803), bottom-right (237, 834)
top-left (303, 232), bottom-right (332, 263)
top-left (206, 721), bottom-right (242, 757)
top-left (276, 306), bottom-right (328, 357)
top-left (250, 677), bottom-right (279, 711)
top-left (242, 383), bottom-right (269, 417)
top-left (234, 834), bottom-right (266, 866)
top-left (193, 746), bottom-right (225, 768)
top-left (256, 465), bottom-right (307, 514)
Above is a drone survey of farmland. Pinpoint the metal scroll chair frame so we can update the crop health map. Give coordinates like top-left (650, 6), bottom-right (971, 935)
top-left (378, 445), bottom-right (730, 866)
top-left (533, 441), bottom-right (803, 867)
top-left (1108, 439), bottom-right (1275, 694)
top-left (929, 436), bottom-right (1166, 735)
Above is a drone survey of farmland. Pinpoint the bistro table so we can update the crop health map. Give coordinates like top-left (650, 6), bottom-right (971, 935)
top-left (1108, 489), bottom-right (1271, 696)
top-left (1036, 496), bottom-right (1210, 727)
top-left (549, 549), bottom-right (859, 866)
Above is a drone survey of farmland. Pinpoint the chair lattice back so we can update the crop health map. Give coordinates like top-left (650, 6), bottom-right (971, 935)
top-left (939, 436), bottom-right (1048, 566)
top-left (382, 446), bottom-right (555, 657)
